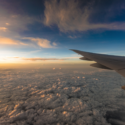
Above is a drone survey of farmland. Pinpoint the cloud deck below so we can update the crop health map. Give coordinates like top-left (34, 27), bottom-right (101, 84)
top-left (0, 68), bottom-right (125, 125)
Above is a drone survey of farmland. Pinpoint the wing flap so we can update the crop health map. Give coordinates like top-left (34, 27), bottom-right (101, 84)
top-left (79, 57), bottom-right (92, 61)
top-left (90, 63), bottom-right (112, 70)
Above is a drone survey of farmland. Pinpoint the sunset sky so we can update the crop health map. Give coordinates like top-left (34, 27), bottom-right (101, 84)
top-left (1, 0), bottom-right (125, 63)
top-left (1, 1), bottom-right (125, 124)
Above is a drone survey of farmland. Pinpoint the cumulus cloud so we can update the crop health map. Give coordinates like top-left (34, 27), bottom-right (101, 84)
top-left (23, 37), bottom-right (57, 48)
top-left (0, 37), bottom-right (27, 45)
top-left (0, 68), bottom-right (125, 125)
top-left (44, 0), bottom-right (125, 32)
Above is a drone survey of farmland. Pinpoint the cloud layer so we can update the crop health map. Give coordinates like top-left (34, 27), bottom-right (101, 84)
top-left (23, 57), bottom-right (66, 61)
top-left (44, 0), bottom-right (125, 32)
top-left (22, 56), bottom-right (79, 61)
top-left (0, 68), bottom-right (125, 125)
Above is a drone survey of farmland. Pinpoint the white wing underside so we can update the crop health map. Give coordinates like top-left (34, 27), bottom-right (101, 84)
top-left (71, 49), bottom-right (125, 77)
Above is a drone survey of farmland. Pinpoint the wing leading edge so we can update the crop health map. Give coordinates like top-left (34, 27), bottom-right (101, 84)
top-left (70, 49), bottom-right (125, 78)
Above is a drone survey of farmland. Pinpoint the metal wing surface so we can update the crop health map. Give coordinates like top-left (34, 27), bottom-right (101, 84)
top-left (71, 49), bottom-right (125, 77)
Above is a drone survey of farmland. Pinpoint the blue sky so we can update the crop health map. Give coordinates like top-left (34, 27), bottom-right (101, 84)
top-left (0, 0), bottom-right (125, 63)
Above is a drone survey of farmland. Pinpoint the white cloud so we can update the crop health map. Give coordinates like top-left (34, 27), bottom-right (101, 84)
top-left (38, 39), bottom-right (53, 48)
top-left (52, 42), bottom-right (57, 46)
top-left (0, 36), bottom-right (27, 45)
top-left (44, 0), bottom-right (125, 32)
top-left (23, 37), bottom-right (57, 48)
top-left (5, 23), bottom-right (10, 25)
top-left (0, 27), bottom-right (7, 32)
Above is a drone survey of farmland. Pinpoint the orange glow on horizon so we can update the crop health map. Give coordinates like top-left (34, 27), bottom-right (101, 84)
top-left (0, 61), bottom-right (92, 69)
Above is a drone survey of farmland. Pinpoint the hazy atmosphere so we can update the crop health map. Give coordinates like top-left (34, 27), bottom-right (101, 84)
top-left (1, 0), bottom-right (125, 125)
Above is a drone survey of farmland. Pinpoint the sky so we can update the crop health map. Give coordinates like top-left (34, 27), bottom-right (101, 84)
top-left (1, 0), bottom-right (125, 64)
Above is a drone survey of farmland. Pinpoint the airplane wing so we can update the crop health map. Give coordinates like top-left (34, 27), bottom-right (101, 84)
top-left (70, 49), bottom-right (125, 78)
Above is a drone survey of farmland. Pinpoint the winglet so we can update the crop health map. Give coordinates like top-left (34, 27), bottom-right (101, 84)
top-left (69, 49), bottom-right (78, 52)
top-left (69, 49), bottom-right (86, 55)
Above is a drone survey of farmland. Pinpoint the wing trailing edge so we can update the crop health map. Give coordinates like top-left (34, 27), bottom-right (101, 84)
top-left (71, 49), bottom-right (125, 89)
top-left (70, 49), bottom-right (125, 77)
top-left (90, 63), bottom-right (112, 70)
